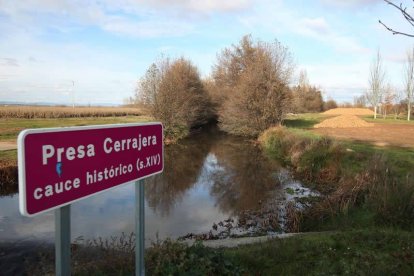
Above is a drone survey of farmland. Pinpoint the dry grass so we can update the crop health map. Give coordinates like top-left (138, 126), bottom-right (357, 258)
top-left (0, 160), bottom-right (18, 196)
top-left (285, 202), bottom-right (302, 233)
top-left (322, 108), bottom-right (374, 116)
top-left (0, 105), bottom-right (143, 119)
top-left (259, 127), bottom-right (343, 189)
top-left (303, 154), bottom-right (414, 229)
top-left (314, 115), bottom-right (373, 128)
top-left (260, 127), bottom-right (414, 230)
top-left (25, 233), bottom-right (136, 275)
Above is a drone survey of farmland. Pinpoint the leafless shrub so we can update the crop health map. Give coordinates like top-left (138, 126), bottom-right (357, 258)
top-left (291, 70), bottom-right (324, 113)
top-left (259, 127), bottom-right (343, 188)
top-left (323, 98), bottom-right (338, 111)
top-left (306, 154), bottom-right (414, 228)
top-left (136, 57), bottom-right (214, 141)
top-left (0, 162), bottom-right (18, 196)
top-left (25, 233), bottom-right (136, 275)
top-left (285, 202), bottom-right (302, 233)
top-left (73, 233), bottom-right (135, 274)
top-left (212, 35), bottom-right (294, 137)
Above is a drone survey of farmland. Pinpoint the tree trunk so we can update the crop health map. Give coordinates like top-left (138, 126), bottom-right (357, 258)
top-left (374, 106), bottom-right (377, 119)
top-left (408, 101), bottom-right (411, 121)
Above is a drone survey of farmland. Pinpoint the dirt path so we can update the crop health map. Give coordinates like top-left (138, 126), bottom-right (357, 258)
top-left (182, 233), bottom-right (300, 248)
top-left (0, 141), bottom-right (16, 151)
top-left (312, 123), bottom-right (414, 148)
top-left (182, 231), bottom-right (334, 248)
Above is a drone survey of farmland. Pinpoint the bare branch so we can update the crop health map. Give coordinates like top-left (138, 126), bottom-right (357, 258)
top-left (379, 20), bottom-right (414, 37)
top-left (380, 0), bottom-right (414, 37)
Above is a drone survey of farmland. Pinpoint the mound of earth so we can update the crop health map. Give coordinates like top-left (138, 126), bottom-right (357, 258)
top-left (314, 115), bottom-right (373, 128)
top-left (323, 108), bottom-right (374, 116)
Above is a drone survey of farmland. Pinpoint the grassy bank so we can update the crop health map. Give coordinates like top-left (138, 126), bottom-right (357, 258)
top-left (227, 228), bottom-right (414, 275)
top-left (118, 229), bottom-right (414, 275)
top-left (284, 113), bottom-right (414, 176)
top-left (259, 125), bottom-right (414, 232)
top-left (284, 113), bottom-right (327, 129)
top-left (262, 125), bottom-right (414, 179)
top-left (20, 229), bottom-right (414, 275)
top-left (363, 116), bottom-right (414, 124)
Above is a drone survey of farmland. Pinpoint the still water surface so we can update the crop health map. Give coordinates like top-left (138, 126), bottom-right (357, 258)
top-left (0, 129), bottom-right (304, 245)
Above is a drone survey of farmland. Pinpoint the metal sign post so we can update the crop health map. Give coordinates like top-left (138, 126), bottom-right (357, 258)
top-left (135, 179), bottom-right (145, 276)
top-left (55, 205), bottom-right (71, 276)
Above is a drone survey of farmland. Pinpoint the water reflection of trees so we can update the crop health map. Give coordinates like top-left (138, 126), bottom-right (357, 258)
top-left (145, 129), bottom-right (282, 217)
top-left (145, 134), bottom-right (213, 216)
top-left (209, 136), bottom-right (281, 215)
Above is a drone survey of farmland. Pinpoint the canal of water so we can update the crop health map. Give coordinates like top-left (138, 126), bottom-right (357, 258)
top-left (0, 128), bottom-right (317, 246)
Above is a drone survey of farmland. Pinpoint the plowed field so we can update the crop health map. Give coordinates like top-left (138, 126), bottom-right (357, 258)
top-left (313, 123), bottom-right (414, 147)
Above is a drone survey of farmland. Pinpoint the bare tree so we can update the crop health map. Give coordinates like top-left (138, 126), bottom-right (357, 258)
top-left (298, 69), bottom-right (309, 88)
top-left (353, 95), bottom-right (366, 108)
top-left (367, 49), bottom-right (386, 119)
top-left (136, 63), bottom-right (161, 106)
top-left (382, 83), bottom-right (395, 118)
top-left (392, 88), bottom-right (404, 119)
top-left (379, 0), bottom-right (414, 37)
top-left (404, 46), bottom-right (414, 120)
top-left (136, 57), bottom-right (214, 140)
top-left (291, 69), bottom-right (324, 113)
top-left (213, 35), bottom-right (294, 136)
top-left (324, 98), bottom-right (338, 111)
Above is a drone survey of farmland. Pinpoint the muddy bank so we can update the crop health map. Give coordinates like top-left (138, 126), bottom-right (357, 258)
top-left (0, 165), bottom-right (18, 196)
top-left (178, 169), bottom-right (319, 241)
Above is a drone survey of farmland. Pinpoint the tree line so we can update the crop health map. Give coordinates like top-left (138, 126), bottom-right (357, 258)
top-left (130, 35), bottom-right (336, 140)
top-left (365, 48), bottom-right (414, 121)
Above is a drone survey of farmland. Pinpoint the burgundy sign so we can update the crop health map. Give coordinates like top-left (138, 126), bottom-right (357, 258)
top-left (18, 123), bottom-right (163, 216)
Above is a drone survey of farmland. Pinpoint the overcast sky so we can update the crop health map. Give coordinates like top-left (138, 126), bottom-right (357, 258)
top-left (1, 0), bottom-right (414, 105)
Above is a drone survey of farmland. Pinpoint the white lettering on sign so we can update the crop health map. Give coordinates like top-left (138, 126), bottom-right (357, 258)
top-left (33, 178), bottom-right (81, 199)
top-left (42, 144), bottom-right (95, 165)
top-left (86, 163), bottom-right (134, 185)
top-left (103, 134), bottom-right (157, 154)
